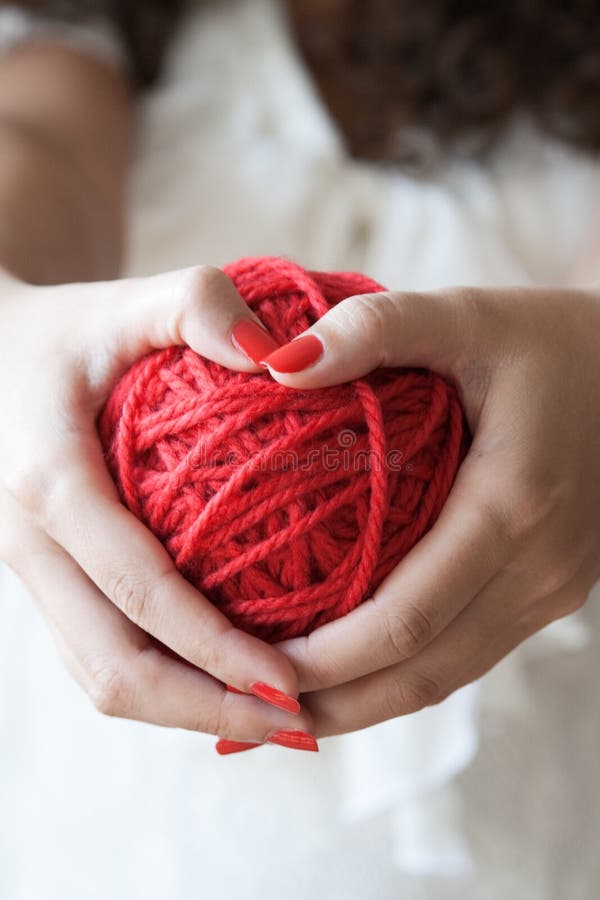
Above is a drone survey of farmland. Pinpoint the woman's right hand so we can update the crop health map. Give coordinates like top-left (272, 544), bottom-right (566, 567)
top-left (0, 264), bottom-right (317, 749)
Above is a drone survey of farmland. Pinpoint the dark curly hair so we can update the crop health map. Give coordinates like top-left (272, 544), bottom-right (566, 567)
top-left (16, 0), bottom-right (600, 169)
top-left (284, 0), bottom-right (600, 169)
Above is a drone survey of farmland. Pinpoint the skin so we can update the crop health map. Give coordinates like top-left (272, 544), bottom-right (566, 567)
top-left (1, 42), bottom-right (599, 746)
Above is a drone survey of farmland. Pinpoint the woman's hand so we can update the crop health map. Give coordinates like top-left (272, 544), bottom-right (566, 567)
top-left (262, 283), bottom-right (600, 736)
top-left (0, 265), bottom-right (318, 747)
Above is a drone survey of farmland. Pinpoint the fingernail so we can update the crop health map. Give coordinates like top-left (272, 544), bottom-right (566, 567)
top-left (260, 335), bottom-right (323, 373)
top-left (215, 738), bottom-right (262, 755)
top-left (248, 681), bottom-right (301, 714)
top-left (226, 684), bottom-right (246, 695)
top-left (231, 319), bottom-right (280, 366)
top-left (267, 730), bottom-right (319, 752)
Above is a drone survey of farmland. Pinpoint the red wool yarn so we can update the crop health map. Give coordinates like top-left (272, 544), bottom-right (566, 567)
top-left (99, 257), bottom-right (468, 642)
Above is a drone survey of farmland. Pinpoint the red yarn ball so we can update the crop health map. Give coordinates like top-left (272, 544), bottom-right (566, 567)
top-left (99, 257), bottom-right (468, 642)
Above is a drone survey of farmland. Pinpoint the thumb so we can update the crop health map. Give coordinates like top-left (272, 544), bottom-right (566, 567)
top-left (96, 264), bottom-right (281, 374)
top-left (260, 287), bottom-right (474, 389)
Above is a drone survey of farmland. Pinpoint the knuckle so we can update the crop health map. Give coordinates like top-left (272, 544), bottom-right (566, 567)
top-left (440, 286), bottom-right (511, 376)
top-left (397, 670), bottom-right (443, 713)
top-left (88, 662), bottom-right (130, 718)
top-left (474, 481), bottom-right (522, 549)
top-left (172, 265), bottom-right (232, 345)
top-left (183, 264), bottom-right (229, 311)
top-left (333, 292), bottom-right (393, 361)
top-left (379, 678), bottom-right (406, 722)
top-left (536, 558), bottom-right (579, 600)
top-left (534, 553), bottom-right (587, 605)
top-left (380, 669), bottom-right (442, 719)
top-left (444, 285), bottom-right (494, 340)
top-left (508, 489), bottom-right (549, 541)
top-left (4, 459), bottom-right (51, 517)
top-left (383, 602), bottom-right (435, 660)
top-left (501, 474), bottom-right (570, 545)
top-left (4, 452), bottom-right (80, 532)
top-left (109, 571), bottom-right (156, 628)
top-left (443, 285), bottom-right (485, 318)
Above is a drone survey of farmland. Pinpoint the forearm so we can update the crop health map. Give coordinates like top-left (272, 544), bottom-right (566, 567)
top-left (0, 44), bottom-right (134, 285)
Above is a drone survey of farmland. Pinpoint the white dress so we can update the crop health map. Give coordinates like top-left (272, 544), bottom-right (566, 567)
top-left (1, 1), bottom-right (599, 897)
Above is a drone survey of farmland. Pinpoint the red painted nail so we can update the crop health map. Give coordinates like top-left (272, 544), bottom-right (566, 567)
top-left (260, 335), bottom-right (323, 373)
top-left (231, 319), bottom-right (280, 366)
top-left (226, 684), bottom-right (246, 695)
top-left (267, 730), bottom-right (319, 752)
top-left (215, 738), bottom-right (262, 755)
top-left (248, 681), bottom-right (301, 714)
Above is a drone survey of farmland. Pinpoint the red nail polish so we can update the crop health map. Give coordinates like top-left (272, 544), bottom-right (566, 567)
top-left (231, 319), bottom-right (280, 366)
top-left (248, 681), bottom-right (301, 714)
top-left (215, 738), bottom-right (261, 755)
top-left (267, 730), bottom-right (319, 752)
top-left (260, 335), bottom-right (323, 373)
top-left (226, 684), bottom-right (246, 695)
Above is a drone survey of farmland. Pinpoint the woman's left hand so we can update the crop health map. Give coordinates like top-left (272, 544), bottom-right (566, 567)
top-left (262, 283), bottom-right (600, 736)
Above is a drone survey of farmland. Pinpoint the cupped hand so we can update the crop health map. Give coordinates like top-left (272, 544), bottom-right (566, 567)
top-left (0, 266), bottom-right (317, 746)
top-left (262, 283), bottom-right (600, 736)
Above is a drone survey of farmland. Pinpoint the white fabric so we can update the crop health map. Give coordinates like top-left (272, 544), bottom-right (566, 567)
top-left (1, 0), bottom-right (599, 896)
top-left (0, 4), bottom-right (126, 70)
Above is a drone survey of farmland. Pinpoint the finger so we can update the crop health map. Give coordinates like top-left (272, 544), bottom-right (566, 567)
top-left (276, 455), bottom-right (511, 692)
top-left (303, 573), bottom-right (569, 737)
top-left (261, 286), bottom-right (484, 389)
top-left (17, 436), bottom-right (303, 709)
top-left (91, 264), bottom-right (281, 383)
top-left (3, 496), bottom-right (313, 740)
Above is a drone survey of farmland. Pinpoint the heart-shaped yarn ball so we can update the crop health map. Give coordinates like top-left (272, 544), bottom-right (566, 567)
top-left (99, 257), bottom-right (468, 642)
